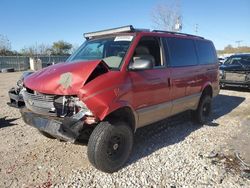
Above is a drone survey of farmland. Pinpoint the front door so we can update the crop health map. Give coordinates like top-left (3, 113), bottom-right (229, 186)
top-left (128, 36), bottom-right (171, 127)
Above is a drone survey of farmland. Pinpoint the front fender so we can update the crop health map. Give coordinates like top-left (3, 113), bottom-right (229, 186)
top-left (79, 86), bottom-right (137, 122)
top-left (201, 81), bottom-right (212, 93)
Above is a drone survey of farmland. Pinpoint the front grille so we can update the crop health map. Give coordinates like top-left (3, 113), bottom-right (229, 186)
top-left (25, 91), bottom-right (54, 102)
top-left (225, 72), bottom-right (246, 82)
top-left (23, 88), bottom-right (79, 117)
top-left (23, 89), bottom-right (56, 116)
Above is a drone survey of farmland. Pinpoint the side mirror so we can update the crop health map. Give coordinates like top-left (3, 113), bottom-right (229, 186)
top-left (129, 58), bottom-right (153, 71)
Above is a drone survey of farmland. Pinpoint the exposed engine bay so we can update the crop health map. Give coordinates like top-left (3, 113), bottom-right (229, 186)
top-left (20, 86), bottom-right (98, 142)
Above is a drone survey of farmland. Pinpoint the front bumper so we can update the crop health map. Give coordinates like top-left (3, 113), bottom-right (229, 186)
top-left (20, 107), bottom-right (84, 142)
top-left (220, 80), bottom-right (250, 88)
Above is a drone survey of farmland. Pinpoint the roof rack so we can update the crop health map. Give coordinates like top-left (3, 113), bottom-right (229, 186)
top-left (84, 25), bottom-right (149, 39)
top-left (152, 30), bottom-right (204, 39)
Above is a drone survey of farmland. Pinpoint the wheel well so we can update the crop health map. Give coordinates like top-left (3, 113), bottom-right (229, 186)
top-left (104, 107), bottom-right (136, 131)
top-left (202, 85), bottom-right (213, 98)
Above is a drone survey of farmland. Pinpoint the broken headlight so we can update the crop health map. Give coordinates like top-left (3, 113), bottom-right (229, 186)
top-left (54, 96), bottom-right (92, 118)
top-left (219, 70), bottom-right (224, 79)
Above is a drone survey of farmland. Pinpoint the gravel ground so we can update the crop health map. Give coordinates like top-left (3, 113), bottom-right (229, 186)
top-left (0, 72), bottom-right (250, 187)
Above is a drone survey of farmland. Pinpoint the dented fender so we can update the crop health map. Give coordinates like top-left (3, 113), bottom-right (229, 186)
top-left (79, 86), bottom-right (134, 120)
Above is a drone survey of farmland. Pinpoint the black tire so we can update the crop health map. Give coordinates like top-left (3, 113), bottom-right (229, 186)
top-left (193, 95), bottom-right (212, 124)
top-left (39, 130), bottom-right (56, 139)
top-left (87, 121), bottom-right (133, 173)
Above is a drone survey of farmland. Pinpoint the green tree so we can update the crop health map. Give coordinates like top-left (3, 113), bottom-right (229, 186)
top-left (52, 40), bottom-right (72, 55)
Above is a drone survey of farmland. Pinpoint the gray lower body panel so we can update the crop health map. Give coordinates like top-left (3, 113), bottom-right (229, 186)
top-left (136, 93), bottom-right (201, 128)
top-left (20, 107), bottom-right (83, 142)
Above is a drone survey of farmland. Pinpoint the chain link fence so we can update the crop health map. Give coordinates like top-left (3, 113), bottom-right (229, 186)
top-left (0, 55), bottom-right (70, 71)
top-left (37, 56), bottom-right (69, 68)
top-left (0, 56), bottom-right (29, 71)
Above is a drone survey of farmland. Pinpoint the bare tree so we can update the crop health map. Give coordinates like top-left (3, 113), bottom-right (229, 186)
top-left (20, 45), bottom-right (37, 57)
top-left (37, 44), bottom-right (52, 55)
top-left (20, 43), bottom-right (52, 57)
top-left (0, 34), bottom-right (15, 55)
top-left (0, 34), bottom-right (11, 51)
top-left (151, 0), bottom-right (182, 32)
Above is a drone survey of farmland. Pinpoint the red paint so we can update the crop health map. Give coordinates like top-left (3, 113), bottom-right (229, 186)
top-left (24, 60), bottom-right (105, 95)
top-left (24, 31), bottom-right (219, 121)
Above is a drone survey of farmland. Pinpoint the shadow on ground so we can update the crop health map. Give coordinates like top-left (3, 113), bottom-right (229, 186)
top-left (126, 94), bottom-right (245, 166)
top-left (0, 116), bottom-right (19, 128)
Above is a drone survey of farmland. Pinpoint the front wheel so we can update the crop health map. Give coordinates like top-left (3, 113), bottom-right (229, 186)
top-left (38, 130), bottom-right (55, 139)
top-left (87, 121), bottom-right (133, 173)
top-left (193, 95), bottom-right (212, 124)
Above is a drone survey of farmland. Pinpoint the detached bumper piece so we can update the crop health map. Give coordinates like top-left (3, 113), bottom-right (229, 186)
top-left (8, 88), bottom-right (25, 108)
top-left (20, 107), bottom-right (84, 143)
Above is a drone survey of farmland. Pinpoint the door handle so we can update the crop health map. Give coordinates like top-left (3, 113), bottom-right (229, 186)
top-left (167, 78), bottom-right (171, 87)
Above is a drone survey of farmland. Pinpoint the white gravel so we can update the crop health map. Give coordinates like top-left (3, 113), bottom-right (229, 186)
top-left (54, 89), bottom-right (250, 187)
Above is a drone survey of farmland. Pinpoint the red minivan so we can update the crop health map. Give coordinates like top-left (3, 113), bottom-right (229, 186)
top-left (20, 25), bottom-right (219, 173)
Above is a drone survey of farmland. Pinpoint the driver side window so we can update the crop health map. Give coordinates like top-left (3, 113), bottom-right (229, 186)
top-left (132, 36), bottom-right (163, 68)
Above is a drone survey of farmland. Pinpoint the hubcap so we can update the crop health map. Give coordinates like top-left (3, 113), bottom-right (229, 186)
top-left (202, 102), bottom-right (210, 117)
top-left (107, 135), bottom-right (124, 159)
top-left (113, 143), bottom-right (119, 150)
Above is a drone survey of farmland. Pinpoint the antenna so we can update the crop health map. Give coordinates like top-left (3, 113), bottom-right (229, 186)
top-left (174, 17), bottom-right (182, 32)
top-left (195, 24), bottom-right (198, 35)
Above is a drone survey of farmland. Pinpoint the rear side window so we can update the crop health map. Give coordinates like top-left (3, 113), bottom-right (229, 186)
top-left (196, 40), bottom-right (217, 64)
top-left (165, 37), bottom-right (198, 67)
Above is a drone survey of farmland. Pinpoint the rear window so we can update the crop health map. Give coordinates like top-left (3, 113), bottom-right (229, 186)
top-left (165, 38), bottom-right (198, 67)
top-left (196, 40), bottom-right (217, 64)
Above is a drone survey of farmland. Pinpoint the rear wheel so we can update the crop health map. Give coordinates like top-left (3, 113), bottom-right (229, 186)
top-left (87, 121), bottom-right (133, 173)
top-left (193, 95), bottom-right (212, 124)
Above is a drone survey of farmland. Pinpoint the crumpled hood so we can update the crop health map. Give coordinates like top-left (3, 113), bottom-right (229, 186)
top-left (24, 60), bottom-right (108, 95)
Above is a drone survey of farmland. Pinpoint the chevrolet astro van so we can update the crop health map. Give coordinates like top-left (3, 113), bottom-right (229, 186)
top-left (20, 25), bottom-right (219, 173)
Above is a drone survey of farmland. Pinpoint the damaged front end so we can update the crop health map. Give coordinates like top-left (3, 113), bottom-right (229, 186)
top-left (20, 60), bottom-right (112, 142)
top-left (20, 87), bottom-right (97, 143)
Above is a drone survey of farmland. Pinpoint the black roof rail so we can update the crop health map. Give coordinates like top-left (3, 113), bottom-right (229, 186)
top-left (152, 30), bottom-right (204, 39)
